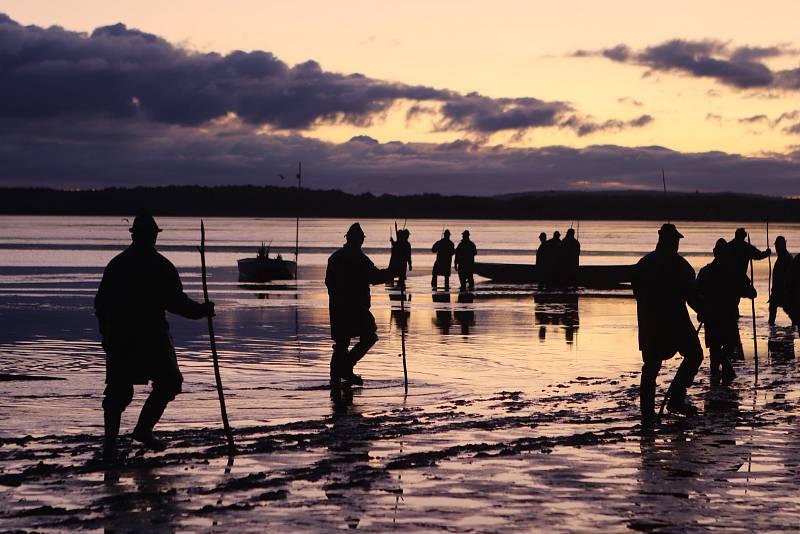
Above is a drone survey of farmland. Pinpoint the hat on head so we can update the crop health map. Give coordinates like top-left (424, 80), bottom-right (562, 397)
top-left (713, 237), bottom-right (727, 254)
top-left (129, 214), bottom-right (162, 234)
top-left (346, 222), bottom-right (365, 238)
top-left (462, 230), bottom-right (470, 237)
top-left (443, 229), bottom-right (450, 236)
top-left (658, 223), bottom-right (684, 239)
top-left (735, 228), bottom-right (747, 238)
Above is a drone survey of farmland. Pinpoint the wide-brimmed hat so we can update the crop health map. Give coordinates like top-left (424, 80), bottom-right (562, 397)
top-left (129, 214), bottom-right (162, 234)
top-left (658, 223), bottom-right (684, 239)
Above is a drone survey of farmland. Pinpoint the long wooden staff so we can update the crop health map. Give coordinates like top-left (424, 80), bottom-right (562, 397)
top-left (747, 234), bottom-right (759, 379)
top-left (766, 221), bottom-right (771, 297)
top-left (200, 220), bottom-right (235, 454)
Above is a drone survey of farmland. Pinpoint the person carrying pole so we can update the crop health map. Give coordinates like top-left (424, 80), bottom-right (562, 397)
top-left (95, 215), bottom-right (215, 459)
top-left (326, 223), bottom-right (389, 387)
top-left (633, 223), bottom-right (704, 427)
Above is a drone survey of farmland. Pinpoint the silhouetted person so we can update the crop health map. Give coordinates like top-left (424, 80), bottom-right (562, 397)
top-left (95, 215), bottom-right (214, 458)
top-left (727, 228), bottom-right (771, 276)
top-left (786, 251), bottom-right (800, 326)
top-left (545, 231), bottom-right (563, 286)
top-left (633, 224), bottom-right (704, 426)
top-left (536, 232), bottom-right (548, 289)
top-left (326, 223), bottom-right (389, 386)
top-left (431, 229), bottom-right (455, 288)
top-left (454, 230), bottom-right (477, 291)
top-left (389, 228), bottom-right (412, 288)
top-left (769, 236), bottom-right (792, 325)
top-left (697, 238), bottom-right (755, 384)
top-left (562, 228), bottom-right (581, 285)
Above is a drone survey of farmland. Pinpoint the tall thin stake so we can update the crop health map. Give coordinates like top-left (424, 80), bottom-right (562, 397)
top-left (400, 288), bottom-right (409, 394)
top-left (295, 161), bottom-right (301, 275)
top-left (200, 220), bottom-right (235, 454)
top-left (747, 234), bottom-right (759, 380)
top-left (766, 220), bottom-right (771, 297)
top-left (662, 168), bottom-right (669, 224)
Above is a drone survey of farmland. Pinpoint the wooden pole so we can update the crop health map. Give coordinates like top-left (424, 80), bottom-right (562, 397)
top-left (748, 234), bottom-right (759, 378)
top-left (766, 220), bottom-right (771, 297)
top-left (662, 168), bottom-right (669, 224)
top-left (200, 220), bottom-right (235, 454)
top-left (295, 162), bottom-right (301, 276)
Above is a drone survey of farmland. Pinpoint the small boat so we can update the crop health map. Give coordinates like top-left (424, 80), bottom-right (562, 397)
top-left (473, 262), bottom-right (634, 288)
top-left (237, 242), bottom-right (296, 281)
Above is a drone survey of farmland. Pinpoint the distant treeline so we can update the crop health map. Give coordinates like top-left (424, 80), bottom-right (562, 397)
top-left (1, 186), bottom-right (799, 221)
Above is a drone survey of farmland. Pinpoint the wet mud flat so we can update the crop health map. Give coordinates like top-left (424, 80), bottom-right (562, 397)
top-left (2, 359), bottom-right (800, 532)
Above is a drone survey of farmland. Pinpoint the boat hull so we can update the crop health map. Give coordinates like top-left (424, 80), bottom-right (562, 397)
top-left (237, 258), bottom-right (297, 281)
top-left (473, 262), bottom-right (633, 288)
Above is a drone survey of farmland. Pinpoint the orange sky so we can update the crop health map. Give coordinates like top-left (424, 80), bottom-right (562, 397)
top-left (3, 0), bottom-right (799, 155)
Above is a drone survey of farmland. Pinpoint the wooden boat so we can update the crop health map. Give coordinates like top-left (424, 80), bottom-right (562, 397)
top-left (472, 262), bottom-right (634, 288)
top-left (237, 243), bottom-right (296, 281)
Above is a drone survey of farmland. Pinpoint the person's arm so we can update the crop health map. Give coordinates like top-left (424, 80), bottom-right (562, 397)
top-left (164, 263), bottom-right (213, 319)
top-left (750, 243), bottom-right (771, 260)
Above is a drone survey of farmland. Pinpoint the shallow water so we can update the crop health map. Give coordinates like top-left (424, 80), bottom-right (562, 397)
top-left (1, 216), bottom-right (799, 532)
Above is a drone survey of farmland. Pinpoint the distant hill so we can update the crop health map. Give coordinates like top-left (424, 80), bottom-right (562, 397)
top-left (0, 186), bottom-right (797, 221)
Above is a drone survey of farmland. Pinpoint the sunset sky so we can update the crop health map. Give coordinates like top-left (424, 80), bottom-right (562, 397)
top-left (1, 1), bottom-right (799, 194)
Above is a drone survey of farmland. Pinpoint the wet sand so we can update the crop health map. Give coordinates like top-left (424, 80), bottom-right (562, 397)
top-left (2, 217), bottom-right (800, 531)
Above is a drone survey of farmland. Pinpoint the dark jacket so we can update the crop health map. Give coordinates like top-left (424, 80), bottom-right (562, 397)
top-left (727, 238), bottom-right (769, 275)
top-left (326, 244), bottom-right (386, 339)
top-left (95, 242), bottom-right (206, 383)
top-left (454, 239), bottom-right (477, 271)
top-left (432, 237), bottom-right (455, 275)
top-left (633, 246), bottom-right (702, 358)
top-left (697, 257), bottom-right (754, 348)
top-left (771, 249), bottom-right (793, 304)
top-left (389, 239), bottom-right (412, 276)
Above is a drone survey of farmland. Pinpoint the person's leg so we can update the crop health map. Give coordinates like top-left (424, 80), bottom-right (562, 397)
top-left (709, 346), bottom-right (722, 378)
top-left (769, 299), bottom-right (777, 325)
top-left (133, 353), bottom-right (183, 449)
top-left (669, 338), bottom-right (704, 411)
top-left (349, 332), bottom-right (378, 368)
top-left (640, 352), bottom-right (662, 423)
top-left (459, 271), bottom-right (467, 291)
top-left (431, 274), bottom-right (437, 288)
top-left (102, 383), bottom-right (133, 454)
top-left (467, 272), bottom-right (475, 291)
top-left (331, 337), bottom-right (351, 380)
top-left (444, 275), bottom-right (450, 289)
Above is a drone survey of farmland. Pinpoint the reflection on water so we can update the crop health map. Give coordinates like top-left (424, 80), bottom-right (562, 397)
top-left (2, 216), bottom-right (800, 530)
top-left (535, 293), bottom-right (580, 345)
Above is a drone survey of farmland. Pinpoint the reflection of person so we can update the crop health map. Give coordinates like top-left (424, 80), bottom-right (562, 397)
top-left (769, 236), bottom-right (792, 325)
top-left (454, 230), bottom-right (477, 291)
top-left (431, 229), bottom-right (455, 288)
top-left (326, 223), bottom-right (389, 386)
top-left (697, 238), bottom-right (755, 384)
top-left (633, 224), bottom-right (704, 426)
top-left (95, 214), bottom-right (215, 457)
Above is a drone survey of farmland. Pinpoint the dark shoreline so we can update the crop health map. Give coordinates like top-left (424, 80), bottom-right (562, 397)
top-left (1, 186), bottom-right (798, 221)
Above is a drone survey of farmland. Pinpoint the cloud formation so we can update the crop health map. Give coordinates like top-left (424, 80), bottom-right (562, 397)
top-left (574, 39), bottom-right (800, 91)
top-left (0, 14), bottom-right (646, 138)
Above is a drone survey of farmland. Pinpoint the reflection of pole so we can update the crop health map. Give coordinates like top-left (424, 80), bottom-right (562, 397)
top-left (400, 289), bottom-right (408, 394)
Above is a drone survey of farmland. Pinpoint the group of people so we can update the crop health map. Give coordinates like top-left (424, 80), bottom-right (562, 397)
top-left (536, 228), bottom-right (581, 287)
top-left (633, 224), bottom-right (795, 426)
top-left (95, 215), bottom-right (799, 460)
top-left (386, 227), bottom-right (479, 291)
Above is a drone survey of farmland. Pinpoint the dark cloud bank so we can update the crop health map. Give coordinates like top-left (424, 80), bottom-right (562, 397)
top-left (1, 15), bottom-right (799, 195)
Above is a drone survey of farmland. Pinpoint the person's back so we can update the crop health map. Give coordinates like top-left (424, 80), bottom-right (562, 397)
top-left (633, 246), bottom-right (697, 351)
top-left (455, 237), bottom-right (477, 266)
top-left (431, 231), bottom-right (455, 288)
top-left (727, 228), bottom-right (771, 275)
top-left (326, 243), bottom-right (378, 311)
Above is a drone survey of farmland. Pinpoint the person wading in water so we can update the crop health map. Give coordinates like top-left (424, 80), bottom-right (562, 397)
top-left (697, 238), bottom-right (756, 384)
top-left (633, 223), bottom-right (704, 426)
top-left (326, 223), bottom-right (389, 387)
top-left (431, 229), bottom-right (455, 289)
top-left (95, 214), bottom-right (215, 458)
